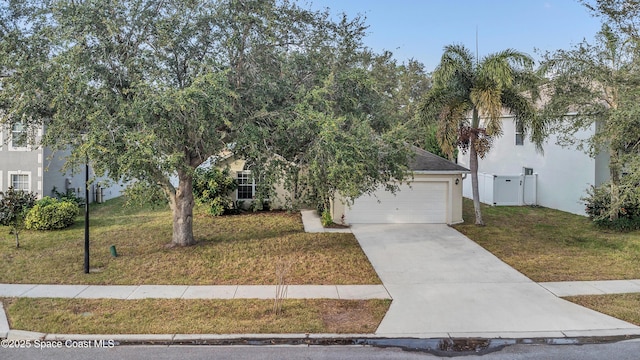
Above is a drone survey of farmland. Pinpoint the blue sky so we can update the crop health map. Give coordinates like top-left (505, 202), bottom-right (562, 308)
top-left (304, 0), bottom-right (604, 71)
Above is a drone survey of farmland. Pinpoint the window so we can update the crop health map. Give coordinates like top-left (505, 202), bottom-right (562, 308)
top-left (11, 122), bottom-right (27, 149)
top-left (523, 167), bottom-right (534, 176)
top-left (237, 171), bottom-right (256, 200)
top-left (515, 120), bottom-right (524, 146)
top-left (10, 173), bottom-right (30, 191)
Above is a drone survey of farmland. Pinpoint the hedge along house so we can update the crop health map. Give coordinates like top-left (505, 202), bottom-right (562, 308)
top-left (330, 147), bottom-right (470, 225)
top-left (0, 123), bottom-right (125, 203)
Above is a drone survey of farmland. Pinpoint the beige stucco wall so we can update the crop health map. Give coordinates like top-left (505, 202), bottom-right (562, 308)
top-left (219, 158), bottom-right (290, 210)
top-left (331, 172), bottom-right (465, 225)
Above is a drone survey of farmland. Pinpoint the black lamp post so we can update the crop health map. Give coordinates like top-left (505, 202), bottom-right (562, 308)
top-left (83, 142), bottom-right (90, 274)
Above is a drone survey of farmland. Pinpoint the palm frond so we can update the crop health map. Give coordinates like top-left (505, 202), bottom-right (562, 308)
top-left (501, 88), bottom-right (548, 153)
top-left (470, 79), bottom-right (503, 136)
top-left (433, 44), bottom-right (474, 88)
top-left (478, 49), bottom-right (534, 89)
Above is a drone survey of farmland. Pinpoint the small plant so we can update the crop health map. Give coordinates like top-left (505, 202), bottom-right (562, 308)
top-left (320, 209), bottom-right (333, 227)
top-left (0, 187), bottom-right (37, 248)
top-left (52, 187), bottom-right (85, 207)
top-left (24, 197), bottom-right (79, 230)
top-left (273, 259), bottom-right (292, 316)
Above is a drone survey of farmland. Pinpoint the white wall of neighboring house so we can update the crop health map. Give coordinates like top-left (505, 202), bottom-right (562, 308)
top-left (0, 123), bottom-right (125, 203)
top-left (457, 116), bottom-right (609, 216)
top-left (42, 147), bottom-right (126, 203)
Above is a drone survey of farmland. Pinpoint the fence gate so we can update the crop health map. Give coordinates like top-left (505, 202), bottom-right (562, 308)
top-left (463, 173), bottom-right (537, 207)
top-left (493, 176), bottom-right (521, 206)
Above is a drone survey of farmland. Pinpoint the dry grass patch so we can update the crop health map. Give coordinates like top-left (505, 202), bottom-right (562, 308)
top-left (0, 197), bottom-right (380, 285)
top-left (564, 294), bottom-right (640, 326)
top-left (2, 298), bottom-right (390, 334)
top-left (454, 199), bottom-right (640, 282)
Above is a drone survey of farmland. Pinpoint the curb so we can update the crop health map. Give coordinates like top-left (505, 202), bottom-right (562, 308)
top-left (3, 330), bottom-right (640, 355)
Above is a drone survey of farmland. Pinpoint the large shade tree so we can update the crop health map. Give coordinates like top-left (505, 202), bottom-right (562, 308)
top-left (422, 44), bottom-right (544, 225)
top-left (1, 0), bottom-right (412, 246)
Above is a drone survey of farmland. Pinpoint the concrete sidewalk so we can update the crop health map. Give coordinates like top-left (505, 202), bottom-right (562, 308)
top-left (0, 284), bottom-right (390, 300)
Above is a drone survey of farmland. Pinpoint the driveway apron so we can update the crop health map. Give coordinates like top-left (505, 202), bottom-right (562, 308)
top-left (351, 224), bottom-right (640, 338)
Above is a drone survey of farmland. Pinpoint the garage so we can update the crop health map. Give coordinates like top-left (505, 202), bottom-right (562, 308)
top-left (345, 181), bottom-right (448, 224)
top-left (331, 147), bottom-right (470, 225)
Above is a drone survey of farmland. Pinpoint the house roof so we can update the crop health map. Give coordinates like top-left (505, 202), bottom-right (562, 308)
top-left (409, 146), bottom-right (470, 173)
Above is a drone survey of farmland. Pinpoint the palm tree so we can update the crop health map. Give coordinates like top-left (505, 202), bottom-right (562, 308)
top-left (423, 44), bottom-right (545, 225)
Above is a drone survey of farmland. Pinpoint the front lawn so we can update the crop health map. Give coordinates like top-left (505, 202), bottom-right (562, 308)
top-left (0, 197), bottom-right (380, 285)
top-left (564, 294), bottom-right (640, 326)
top-left (2, 297), bottom-right (390, 334)
top-left (454, 199), bottom-right (640, 282)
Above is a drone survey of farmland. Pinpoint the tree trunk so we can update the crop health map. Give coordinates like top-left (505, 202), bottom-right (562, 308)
top-left (14, 230), bottom-right (20, 249)
top-left (469, 132), bottom-right (485, 226)
top-left (609, 148), bottom-right (621, 221)
top-left (168, 172), bottom-right (196, 247)
top-left (469, 108), bottom-right (485, 226)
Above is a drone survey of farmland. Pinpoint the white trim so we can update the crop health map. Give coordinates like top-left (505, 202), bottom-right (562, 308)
top-left (7, 171), bottom-right (32, 192)
top-left (236, 170), bottom-right (256, 200)
top-left (8, 123), bottom-right (29, 152)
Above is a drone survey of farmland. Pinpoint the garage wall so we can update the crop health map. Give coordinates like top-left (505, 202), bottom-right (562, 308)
top-left (331, 173), bottom-right (464, 225)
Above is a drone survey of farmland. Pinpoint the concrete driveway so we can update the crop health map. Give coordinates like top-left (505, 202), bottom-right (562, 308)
top-left (351, 224), bottom-right (640, 338)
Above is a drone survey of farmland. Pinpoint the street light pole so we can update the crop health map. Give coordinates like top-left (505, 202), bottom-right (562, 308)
top-left (84, 153), bottom-right (90, 274)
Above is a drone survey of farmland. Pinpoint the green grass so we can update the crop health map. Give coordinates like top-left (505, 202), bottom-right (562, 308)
top-left (564, 294), bottom-right (640, 326)
top-left (2, 297), bottom-right (391, 334)
top-left (454, 198), bottom-right (640, 282)
top-left (0, 197), bottom-right (380, 285)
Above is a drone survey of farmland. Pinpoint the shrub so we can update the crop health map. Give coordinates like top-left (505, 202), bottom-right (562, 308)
top-left (25, 197), bottom-right (79, 230)
top-left (193, 167), bottom-right (237, 216)
top-left (583, 184), bottom-right (640, 231)
top-left (320, 209), bottom-right (333, 227)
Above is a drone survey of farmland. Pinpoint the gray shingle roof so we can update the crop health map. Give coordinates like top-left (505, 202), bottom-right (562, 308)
top-left (409, 146), bottom-right (470, 172)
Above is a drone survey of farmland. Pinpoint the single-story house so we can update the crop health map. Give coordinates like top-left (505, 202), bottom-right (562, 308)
top-left (331, 147), bottom-right (470, 225)
top-left (214, 147), bottom-right (469, 225)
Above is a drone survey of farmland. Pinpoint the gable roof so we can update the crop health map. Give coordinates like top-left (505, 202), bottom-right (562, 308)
top-left (409, 146), bottom-right (470, 173)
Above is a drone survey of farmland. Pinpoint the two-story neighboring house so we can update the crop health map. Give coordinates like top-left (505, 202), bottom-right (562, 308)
top-left (0, 124), bottom-right (124, 202)
top-left (457, 115), bottom-right (609, 216)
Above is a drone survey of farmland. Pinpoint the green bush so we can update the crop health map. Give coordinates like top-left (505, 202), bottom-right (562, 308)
top-left (320, 209), bottom-right (333, 227)
top-left (193, 167), bottom-right (237, 216)
top-left (25, 197), bottom-right (79, 230)
top-left (583, 184), bottom-right (640, 231)
top-left (0, 187), bottom-right (37, 247)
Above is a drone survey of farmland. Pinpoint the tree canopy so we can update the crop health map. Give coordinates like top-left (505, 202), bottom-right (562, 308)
top-left (0, 0), bottom-right (415, 246)
top-left (541, 7), bottom-right (640, 221)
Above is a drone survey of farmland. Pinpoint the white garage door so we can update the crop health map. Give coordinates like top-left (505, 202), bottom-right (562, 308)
top-left (345, 181), bottom-right (448, 224)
